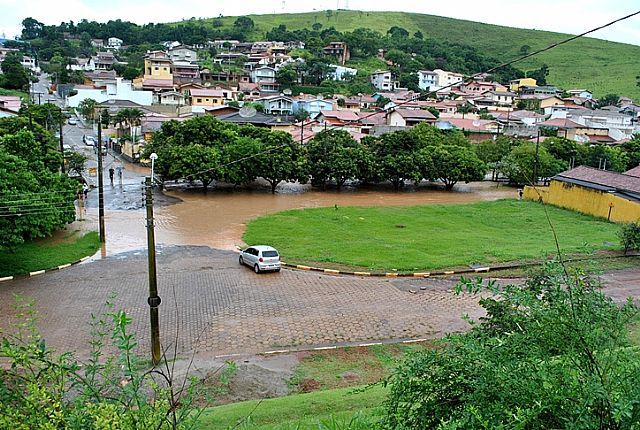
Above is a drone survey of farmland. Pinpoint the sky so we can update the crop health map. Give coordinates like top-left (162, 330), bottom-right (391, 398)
top-left (0, 0), bottom-right (639, 45)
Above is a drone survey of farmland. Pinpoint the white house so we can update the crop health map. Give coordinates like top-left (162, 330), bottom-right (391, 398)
top-left (251, 66), bottom-right (276, 83)
top-left (67, 78), bottom-right (153, 108)
top-left (387, 108), bottom-right (437, 127)
top-left (258, 94), bottom-right (294, 115)
top-left (20, 55), bottom-right (39, 73)
top-left (107, 37), bottom-right (123, 50)
top-left (330, 64), bottom-right (357, 81)
top-left (417, 70), bottom-right (438, 91)
top-left (567, 89), bottom-right (593, 100)
top-left (370, 70), bottom-right (398, 91)
top-left (293, 95), bottom-right (334, 117)
top-left (168, 45), bottom-right (198, 63)
top-left (433, 69), bottom-right (464, 89)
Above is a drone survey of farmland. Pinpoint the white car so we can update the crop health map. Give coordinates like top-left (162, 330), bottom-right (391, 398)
top-left (84, 135), bottom-right (96, 146)
top-left (239, 245), bottom-right (281, 273)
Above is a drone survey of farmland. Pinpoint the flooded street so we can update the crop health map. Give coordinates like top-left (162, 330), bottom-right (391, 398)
top-left (89, 181), bottom-right (515, 256)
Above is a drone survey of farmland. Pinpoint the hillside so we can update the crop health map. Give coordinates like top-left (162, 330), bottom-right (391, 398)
top-left (191, 10), bottom-right (640, 100)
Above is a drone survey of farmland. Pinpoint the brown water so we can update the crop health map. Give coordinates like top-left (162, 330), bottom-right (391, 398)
top-left (89, 182), bottom-right (514, 256)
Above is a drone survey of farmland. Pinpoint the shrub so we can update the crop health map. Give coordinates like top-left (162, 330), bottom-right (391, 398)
top-left (619, 221), bottom-right (640, 254)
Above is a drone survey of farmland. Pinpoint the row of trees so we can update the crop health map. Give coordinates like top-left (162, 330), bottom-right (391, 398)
top-left (0, 114), bottom-right (78, 250)
top-left (142, 117), bottom-right (487, 193)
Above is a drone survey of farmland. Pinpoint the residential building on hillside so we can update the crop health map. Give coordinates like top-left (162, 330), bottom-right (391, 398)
top-left (460, 81), bottom-right (499, 95)
top-left (218, 111), bottom-right (293, 130)
top-left (107, 37), bottom-right (123, 50)
top-left (91, 39), bottom-right (104, 48)
top-left (292, 94), bottom-right (334, 117)
top-left (258, 94), bottom-right (294, 115)
top-left (168, 45), bottom-right (198, 63)
top-left (370, 70), bottom-right (398, 91)
top-left (567, 89), bottom-right (593, 100)
top-left (509, 77), bottom-right (537, 92)
top-left (92, 52), bottom-right (117, 70)
top-left (387, 108), bottom-right (437, 127)
top-left (417, 70), bottom-right (438, 91)
top-left (251, 66), bottom-right (276, 83)
top-left (144, 50), bottom-right (173, 80)
top-left (190, 88), bottom-right (232, 110)
top-left (520, 85), bottom-right (560, 96)
top-left (323, 42), bottom-right (350, 65)
top-left (21, 56), bottom-right (39, 73)
top-left (433, 69), bottom-right (464, 89)
top-left (0, 96), bottom-right (22, 112)
top-left (330, 64), bottom-right (358, 81)
top-left (68, 77), bottom-right (153, 108)
top-left (0, 47), bottom-right (18, 63)
top-left (172, 61), bottom-right (200, 82)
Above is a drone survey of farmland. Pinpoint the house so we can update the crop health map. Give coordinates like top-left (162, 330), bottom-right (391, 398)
top-left (323, 42), bottom-right (350, 65)
top-left (251, 66), bottom-right (276, 83)
top-left (0, 47), bottom-right (19, 63)
top-left (20, 56), bottom-right (39, 73)
top-left (172, 61), bottom-right (200, 82)
top-left (524, 165), bottom-right (640, 223)
top-left (68, 77), bottom-right (154, 108)
top-left (107, 37), bottom-right (123, 50)
top-left (491, 110), bottom-right (546, 126)
top-left (91, 39), bottom-right (104, 48)
top-left (203, 105), bottom-right (241, 117)
top-left (168, 45), bottom-right (198, 63)
top-left (460, 81), bottom-right (500, 96)
top-left (341, 94), bottom-right (377, 111)
top-left (158, 90), bottom-right (186, 106)
top-left (433, 69), bottom-right (464, 89)
top-left (258, 94), bottom-right (294, 115)
top-left (537, 117), bottom-right (612, 143)
top-left (92, 52), bottom-right (117, 70)
top-left (417, 70), bottom-right (438, 91)
top-left (190, 88), bottom-right (231, 109)
top-left (520, 85), bottom-right (560, 96)
top-left (370, 70), bottom-right (398, 91)
top-left (218, 111), bottom-right (293, 131)
top-left (0, 96), bottom-right (22, 112)
top-left (517, 94), bottom-right (565, 111)
top-left (475, 91), bottom-right (516, 108)
top-left (387, 108), bottom-right (437, 127)
top-left (144, 50), bottom-right (173, 81)
top-left (292, 94), bottom-right (334, 117)
top-left (314, 110), bottom-right (361, 131)
top-left (567, 89), bottom-right (593, 100)
top-left (330, 64), bottom-right (357, 81)
top-left (509, 77), bottom-right (537, 92)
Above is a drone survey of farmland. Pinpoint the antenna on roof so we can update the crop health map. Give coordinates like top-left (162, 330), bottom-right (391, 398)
top-left (239, 106), bottom-right (257, 118)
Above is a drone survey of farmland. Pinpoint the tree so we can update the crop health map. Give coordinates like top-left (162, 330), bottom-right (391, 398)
top-left (456, 102), bottom-right (473, 119)
top-left (519, 44), bottom-right (531, 55)
top-left (77, 98), bottom-right (98, 122)
top-left (255, 131), bottom-right (306, 193)
top-left (429, 145), bottom-right (487, 190)
top-left (275, 65), bottom-right (299, 88)
top-left (621, 134), bottom-right (640, 170)
top-left (233, 16), bottom-right (254, 30)
top-left (526, 64), bottom-right (549, 85)
top-left (387, 26), bottom-right (409, 39)
top-left (369, 130), bottom-right (429, 190)
top-left (0, 130), bottom-right (77, 249)
top-left (21, 17), bottom-right (44, 39)
top-left (597, 93), bottom-right (621, 108)
top-left (382, 263), bottom-right (640, 429)
top-left (499, 143), bottom-right (567, 185)
top-left (0, 53), bottom-right (29, 90)
top-left (475, 136), bottom-right (514, 180)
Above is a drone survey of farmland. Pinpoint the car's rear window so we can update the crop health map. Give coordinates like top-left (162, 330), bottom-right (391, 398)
top-left (262, 251), bottom-right (279, 257)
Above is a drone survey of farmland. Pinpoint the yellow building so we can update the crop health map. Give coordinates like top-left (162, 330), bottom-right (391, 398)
top-left (524, 166), bottom-right (640, 223)
top-left (190, 88), bottom-right (231, 107)
top-left (143, 51), bottom-right (173, 81)
top-left (509, 77), bottom-right (537, 92)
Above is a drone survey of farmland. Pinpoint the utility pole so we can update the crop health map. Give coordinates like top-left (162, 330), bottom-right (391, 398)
top-left (145, 176), bottom-right (161, 365)
top-left (533, 129), bottom-right (540, 185)
top-left (59, 117), bottom-right (65, 174)
top-left (97, 119), bottom-right (106, 243)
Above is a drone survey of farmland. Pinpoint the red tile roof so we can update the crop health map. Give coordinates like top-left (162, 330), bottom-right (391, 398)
top-left (319, 110), bottom-right (360, 122)
top-left (538, 118), bottom-right (584, 128)
top-left (393, 108), bottom-right (437, 120)
top-left (555, 165), bottom-right (640, 194)
top-left (624, 165), bottom-right (640, 177)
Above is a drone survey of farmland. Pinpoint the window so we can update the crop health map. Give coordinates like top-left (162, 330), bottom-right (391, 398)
top-left (262, 250), bottom-right (278, 257)
top-left (196, 98), bottom-right (202, 103)
top-left (154, 66), bottom-right (159, 71)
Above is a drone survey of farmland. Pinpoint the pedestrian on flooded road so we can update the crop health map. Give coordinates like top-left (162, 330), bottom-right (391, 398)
top-left (109, 167), bottom-right (115, 186)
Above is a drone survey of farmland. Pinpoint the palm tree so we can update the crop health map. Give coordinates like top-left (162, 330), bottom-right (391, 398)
top-left (114, 108), bottom-right (144, 141)
top-left (77, 98), bottom-right (97, 122)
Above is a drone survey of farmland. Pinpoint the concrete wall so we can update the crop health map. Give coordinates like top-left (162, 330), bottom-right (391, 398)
top-left (524, 181), bottom-right (640, 223)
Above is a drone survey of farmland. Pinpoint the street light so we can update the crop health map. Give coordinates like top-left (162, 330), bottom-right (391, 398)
top-left (150, 153), bottom-right (158, 185)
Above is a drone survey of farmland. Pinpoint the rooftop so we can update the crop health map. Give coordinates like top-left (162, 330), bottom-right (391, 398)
top-left (554, 165), bottom-right (640, 199)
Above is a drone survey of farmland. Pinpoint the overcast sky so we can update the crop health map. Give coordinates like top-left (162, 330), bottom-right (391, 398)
top-left (1, 0), bottom-right (638, 45)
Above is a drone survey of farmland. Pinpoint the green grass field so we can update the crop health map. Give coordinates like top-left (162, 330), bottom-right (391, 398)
top-left (0, 88), bottom-right (28, 98)
top-left (198, 384), bottom-right (385, 430)
top-left (186, 10), bottom-right (640, 99)
top-left (0, 231), bottom-right (100, 277)
top-left (243, 200), bottom-right (620, 272)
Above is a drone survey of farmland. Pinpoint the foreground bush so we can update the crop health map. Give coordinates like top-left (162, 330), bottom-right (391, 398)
top-left (382, 262), bottom-right (640, 429)
top-left (0, 297), bottom-right (202, 429)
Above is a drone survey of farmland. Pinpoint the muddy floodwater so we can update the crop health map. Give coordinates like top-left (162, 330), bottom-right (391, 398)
top-left (92, 182), bottom-right (515, 256)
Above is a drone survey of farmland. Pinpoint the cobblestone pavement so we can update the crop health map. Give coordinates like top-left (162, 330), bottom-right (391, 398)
top-left (2, 246), bottom-right (639, 360)
top-left (0, 246), bottom-right (485, 359)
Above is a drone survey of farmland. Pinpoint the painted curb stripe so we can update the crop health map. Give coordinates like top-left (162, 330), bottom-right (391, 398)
top-left (474, 267), bottom-right (490, 272)
top-left (444, 271), bottom-right (455, 275)
top-left (358, 342), bottom-right (383, 347)
top-left (313, 346), bottom-right (337, 351)
top-left (0, 276), bottom-right (14, 282)
top-left (385, 273), bottom-right (398, 277)
top-left (29, 270), bottom-right (46, 276)
top-left (354, 271), bottom-right (371, 276)
top-left (413, 272), bottom-right (431, 277)
top-left (402, 338), bottom-right (429, 344)
top-left (296, 265), bottom-right (311, 270)
top-left (80, 256), bottom-right (91, 262)
top-left (323, 269), bottom-right (340, 274)
top-left (58, 263), bottom-right (71, 270)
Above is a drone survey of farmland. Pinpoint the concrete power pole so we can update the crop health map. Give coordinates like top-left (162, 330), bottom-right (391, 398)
top-left (145, 177), bottom-right (161, 365)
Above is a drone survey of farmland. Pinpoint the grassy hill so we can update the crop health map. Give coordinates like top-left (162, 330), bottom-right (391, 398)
top-left (189, 10), bottom-right (640, 100)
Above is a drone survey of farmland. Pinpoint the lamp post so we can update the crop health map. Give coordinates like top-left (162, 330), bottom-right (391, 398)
top-left (150, 152), bottom-right (158, 185)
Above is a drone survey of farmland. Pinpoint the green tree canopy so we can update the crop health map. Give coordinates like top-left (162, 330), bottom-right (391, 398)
top-left (429, 145), bottom-right (487, 190)
top-left (0, 52), bottom-right (30, 91)
top-left (499, 142), bottom-right (567, 185)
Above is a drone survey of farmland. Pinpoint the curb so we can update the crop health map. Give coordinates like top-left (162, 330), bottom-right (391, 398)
top-left (0, 253), bottom-right (96, 282)
top-left (280, 252), bottom-right (640, 278)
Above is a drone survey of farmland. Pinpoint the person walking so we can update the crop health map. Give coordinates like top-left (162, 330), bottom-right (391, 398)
top-left (109, 167), bottom-right (115, 186)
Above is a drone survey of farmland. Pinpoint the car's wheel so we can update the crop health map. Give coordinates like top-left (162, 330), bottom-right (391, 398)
top-left (275, 268), bottom-right (281, 272)
top-left (254, 264), bottom-right (260, 274)
top-left (239, 256), bottom-right (244, 266)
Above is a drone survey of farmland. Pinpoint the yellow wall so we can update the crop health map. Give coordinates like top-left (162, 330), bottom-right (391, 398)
top-left (191, 96), bottom-right (224, 106)
top-left (524, 181), bottom-right (640, 223)
top-left (510, 77), bottom-right (537, 92)
top-left (144, 58), bottom-right (173, 80)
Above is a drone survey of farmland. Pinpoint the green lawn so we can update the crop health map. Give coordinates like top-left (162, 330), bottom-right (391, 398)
top-left (0, 231), bottom-right (100, 277)
top-left (0, 88), bottom-right (28, 98)
top-left (186, 10), bottom-right (640, 99)
top-left (243, 200), bottom-right (620, 272)
top-left (198, 385), bottom-right (385, 430)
